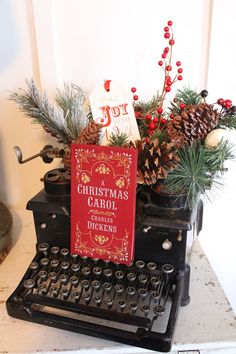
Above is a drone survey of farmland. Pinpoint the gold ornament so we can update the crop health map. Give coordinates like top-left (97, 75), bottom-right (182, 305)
top-left (205, 129), bottom-right (227, 148)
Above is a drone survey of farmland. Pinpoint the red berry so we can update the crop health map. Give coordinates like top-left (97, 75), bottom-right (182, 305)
top-left (179, 102), bottom-right (185, 109)
top-left (167, 20), bottom-right (173, 26)
top-left (164, 47), bottom-right (169, 53)
top-left (177, 68), bottom-right (183, 73)
top-left (170, 113), bottom-right (175, 119)
top-left (161, 118), bottom-right (167, 124)
top-left (133, 95), bottom-right (139, 101)
top-left (135, 111), bottom-right (140, 118)
top-left (165, 86), bottom-right (171, 92)
top-left (177, 75), bottom-right (183, 80)
top-left (161, 53), bottom-right (166, 59)
top-left (131, 87), bottom-right (136, 93)
top-left (166, 65), bottom-right (172, 71)
top-left (158, 60), bottom-right (163, 66)
top-left (149, 122), bottom-right (156, 130)
top-left (153, 117), bottom-right (158, 123)
top-left (176, 61), bottom-right (181, 66)
top-left (164, 26), bottom-right (169, 32)
top-left (145, 114), bottom-right (152, 120)
top-left (157, 107), bottom-right (163, 114)
top-left (217, 98), bottom-right (224, 105)
top-left (166, 80), bottom-right (172, 86)
top-left (145, 137), bottom-right (150, 143)
top-left (173, 97), bottom-right (177, 103)
top-left (164, 33), bottom-right (170, 39)
top-left (169, 39), bottom-right (175, 46)
top-left (148, 129), bottom-right (154, 135)
top-left (224, 99), bottom-right (232, 108)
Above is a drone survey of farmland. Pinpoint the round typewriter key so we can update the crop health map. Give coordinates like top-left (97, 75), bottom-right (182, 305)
top-left (150, 276), bottom-right (161, 288)
top-left (151, 290), bottom-right (160, 302)
top-left (82, 292), bottom-right (91, 304)
top-left (103, 282), bottom-right (112, 293)
top-left (49, 286), bottom-right (58, 297)
top-left (92, 258), bottom-right (99, 263)
top-left (71, 291), bottom-right (80, 301)
top-left (58, 273), bottom-right (68, 284)
top-left (23, 279), bottom-right (35, 289)
top-left (138, 274), bottom-right (148, 285)
top-left (115, 270), bottom-right (124, 281)
top-left (51, 246), bottom-right (60, 255)
top-left (138, 288), bottom-right (148, 299)
top-left (61, 261), bottom-right (70, 270)
top-left (60, 287), bottom-right (69, 299)
top-left (93, 294), bottom-right (102, 306)
top-left (71, 263), bottom-right (80, 272)
top-left (29, 261), bottom-right (39, 270)
top-left (104, 296), bottom-right (113, 309)
top-left (141, 304), bottom-right (150, 316)
top-left (38, 284), bottom-right (48, 295)
top-left (93, 267), bottom-right (102, 277)
top-left (129, 302), bottom-right (138, 314)
top-left (38, 270), bottom-right (47, 280)
top-left (91, 280), bottom-right (101, 291)
top-left (48, 271), bottom-right (57, 281)
top-left (135, 260), bottom-right (145, 269)
top-left (127, 272), bottom-right (136, 283)
top-left (103, 268), bottom-right (113, 278)
top-left (70, 276), bottom-right (79, 286)
top-left (60, 248), bottom-right (69, 257)
top-left (50, 259), bottom-right (59, 268)
top-left (70, 253), bottom-right (78, 259)
top-left (126, 286), bottom-right (135, 297)
top-left (38, 243), bottom-right (49, 254)
top-left (147, 262), bottom-right (157, 271)
top-left (162, 264), bottom-right (174, 274)
top-left (114, 284), bottom-right (124, 295)
top-left (81, 279), bottom-right (90, 290)
top-left (81, 255), bottom-right (88, 261)
top-left (118, 299), bottom-right (126, 311)
top-left (82, 266), bottom-right (91, 277)
top-left (40, 257), bottom-right (49, 266)
top-left (153, 305), bottom-right (165, 315)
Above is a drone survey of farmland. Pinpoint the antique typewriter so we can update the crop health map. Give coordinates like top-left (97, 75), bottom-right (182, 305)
top-left (6, 146), bottom-right (203, 353)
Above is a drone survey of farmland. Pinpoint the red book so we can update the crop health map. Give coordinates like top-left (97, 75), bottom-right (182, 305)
top-left (70, 144), bottom-right (138, 265)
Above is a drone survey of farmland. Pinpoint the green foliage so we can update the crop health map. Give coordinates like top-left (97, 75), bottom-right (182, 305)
top-left (164, 140), bottom-right (235, 206)
top-left (135, 94), bottom-right (161, 114)
top-left (108, 132), bottom-right (129, 146)
top-left (170, 86), bottom-right (203, 114)
top-left (10, 79), bottom-right (90, 145)
top-left (216, 113), bottom-right (236, 130)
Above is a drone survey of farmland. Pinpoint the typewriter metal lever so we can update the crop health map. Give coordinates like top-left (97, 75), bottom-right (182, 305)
top-left (13, 145), bottom-right (65, 164)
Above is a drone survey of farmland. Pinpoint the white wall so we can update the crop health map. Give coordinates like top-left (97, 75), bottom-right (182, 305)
top-left (0, 0), bottom-right (235, 313)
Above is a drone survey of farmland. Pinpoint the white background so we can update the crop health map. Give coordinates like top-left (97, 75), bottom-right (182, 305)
top-left (0, 0), bottom-right (235, 313)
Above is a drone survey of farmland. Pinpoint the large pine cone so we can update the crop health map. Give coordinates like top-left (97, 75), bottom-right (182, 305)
top-left (137, 138), bottom-right (179, 185)
top-left (75, 120), bottom-right (102, 145)
top-left (167, 103), bottom-right (220, 147)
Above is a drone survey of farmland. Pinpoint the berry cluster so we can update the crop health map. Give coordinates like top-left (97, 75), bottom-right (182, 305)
top-left (217, 98), bottom-right (232, 109)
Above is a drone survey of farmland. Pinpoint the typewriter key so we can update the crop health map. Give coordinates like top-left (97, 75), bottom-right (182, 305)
top-left (117, 299), bottom-right (126, 312)
top-left (138, 288), bottom-right (148, 300)
top-left (40, 258), bottom-right (49, 267)
top-left (29, 262), bottom-right (39, 270)
top-left (38, 243), bottom-right (49, 255)
top-left (70, 253), bottom-right (78, 259)
top-left (91, 280), bottom-right (101, 291)
top-left (60, 287), bottom-right (69, 299)
top-left (104, 296), bottom-right (113, 309)
top-left (69, 276), bottom-right (79, 286)
top-left (162, 264), bottom-right (174, 274)
top-left (126, 286), bottom-right (135, 297)
top-left (151, 290), bottom-right (161, 302)
top-left (114, 284), bottom-right (124, 296)
top-left (61, 248), bottom-right (69, 257)
top-left (58, 274), bottom-right (68, 284)
top-left (103, 268), bottom-right (113, 279)
top-left (129, 302), bottom-right (138, 315)
top-left (147, 262), bottom-right (157, 271)
top-left (82, 267), bottom-right (91, 277)
top-left (50, 259), bottom-right (59, 268)
top-left (138, 274), bottom-right (148, 285)
top-left (93, 294), bottom-right (102, 306)
top-left (71, 263), bottom-right (80, 272)
top-left (48, 271), bottom-right (57, 281)
top-left (50, 246), bottom-right (60, 255)
top-left (38, 270), bottom-right (47, 280)
top-left (150, 276), bottom-right (161, 289)
top-left (141, 304), bottom-right (150, 317)
top-left (103, 282), bottom-right (112, 293)
top-left (82, 292), bottom-right (91, 305)
top-left (127, 272), bottom-right (136, 283)
top-left (115, 270), bottom-right (124, 281)
top-left (153, 305), bottom-right (165, 315)
top-left (93, 267), bottom-right (102, 277)
top-left (71, 291), bottom-right (80, 301)
top-left (49, 286), bottom-right (58, 297)
top-left (135, 260), bottom-right (145, 269)
top-left (81, 279), bottom-right (90, 290)
top-left (38, 284), bottom-right (48, 295)
top-left (23, 279), bottom-right (35, 289)
top-left (61, 261), bottom-right (70, 270)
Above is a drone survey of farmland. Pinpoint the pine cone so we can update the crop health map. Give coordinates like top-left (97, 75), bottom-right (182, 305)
top-left (75, 120), bottom-right (102, 145)
top-left (167, 103), bottom-right (220, 147)
top-left (137, 139), bottom-right (179, 185)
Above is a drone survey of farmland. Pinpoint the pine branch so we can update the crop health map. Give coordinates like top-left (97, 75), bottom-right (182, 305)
top-left (216, 113), bottom-right (236, 130)
top-left (108, 132), bottom-right (129, 147)
top-left (170, 86), bottom-right (203, 114)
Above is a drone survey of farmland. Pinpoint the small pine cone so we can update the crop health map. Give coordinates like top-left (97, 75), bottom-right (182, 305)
top-left (167, 103), bottom-right (220, 145)
top-left (76, 120), bottom-right (102, 145)
top-left (136, 139), bottom-right (178, 185)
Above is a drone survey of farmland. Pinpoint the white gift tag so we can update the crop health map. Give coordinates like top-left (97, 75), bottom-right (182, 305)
top-left (89, 81), bottom-right (140, 145)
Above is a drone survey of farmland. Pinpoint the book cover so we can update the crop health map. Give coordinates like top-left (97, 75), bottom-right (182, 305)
top-left (70, 144), bottom-right (138, 265)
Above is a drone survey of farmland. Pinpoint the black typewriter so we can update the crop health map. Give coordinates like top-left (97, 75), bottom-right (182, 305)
top-left (6, 146), bottom-right (203, 353)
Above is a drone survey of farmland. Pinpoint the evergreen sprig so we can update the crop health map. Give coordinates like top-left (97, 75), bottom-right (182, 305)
top-left (170, 86), bottom-right (203, 114)
top-left (164, 140), bottom-right (234, 206)
top-left (108, 132), bottom-right (129, 147)
top-left (217, 113), bottom-right (236, 130)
